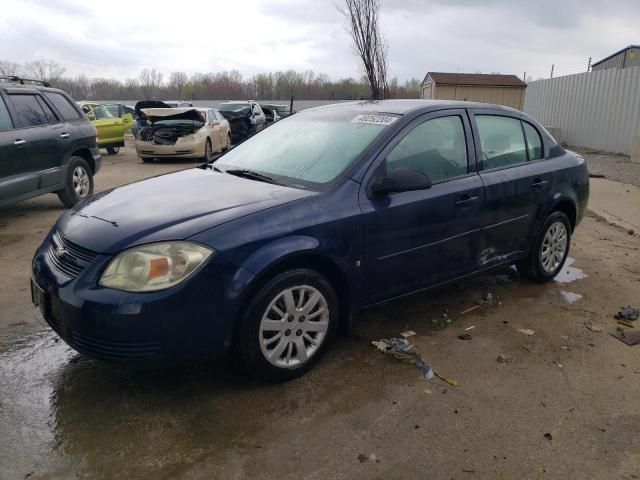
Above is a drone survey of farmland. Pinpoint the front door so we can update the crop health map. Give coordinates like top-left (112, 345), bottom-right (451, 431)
top-left (360, 110), bottom-right (483, 304)
top-left (469, 110), bottom-right (552, 267)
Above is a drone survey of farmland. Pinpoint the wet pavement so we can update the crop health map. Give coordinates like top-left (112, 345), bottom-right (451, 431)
top-left (1, 146), bottom-right (640, 479)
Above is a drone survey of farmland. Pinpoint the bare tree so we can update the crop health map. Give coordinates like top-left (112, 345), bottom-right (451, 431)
top-left (24, 59), bottom-right (66, 82)
top-left (0, 60), bottom-right (21, 76)
top-left (338, 0), bottom-right (388, 99)
top-left (138, 68), bottom-right (164, 99)
top-left (168, 71), bottom-right (188, 98)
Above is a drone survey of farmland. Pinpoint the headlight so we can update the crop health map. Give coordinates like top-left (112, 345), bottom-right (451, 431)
top-left (99, 242), bottom-right (214, 292)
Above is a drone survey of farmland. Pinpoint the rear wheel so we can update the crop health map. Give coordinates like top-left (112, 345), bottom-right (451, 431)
top-left (516, 211), bottom-right (571, 282)
top-left (57, 157), bottom-right (93, 207)
top-left (106, 146), bottom-right (120, 155)
top-left (236, 269), bottom-right (338, 381)
top-left (204, 139), bottom-right (214, 161)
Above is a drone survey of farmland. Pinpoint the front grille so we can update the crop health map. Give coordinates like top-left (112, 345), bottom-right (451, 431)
top-left (47, 231), bottom-right (98, 279)
top-left (71, 331), bottom-right (161, 360)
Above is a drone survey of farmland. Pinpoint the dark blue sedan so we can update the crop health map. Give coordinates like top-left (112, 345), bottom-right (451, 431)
top-left (32, 100), bottom-right (589, 380)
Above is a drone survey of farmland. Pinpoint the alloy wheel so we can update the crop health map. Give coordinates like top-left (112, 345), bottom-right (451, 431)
top-left (540, 221), bottom-right (568, 273)
top-left (259, 285), bottom-right (330, 368)
top-left (73, 166), bottom-right (90, 197)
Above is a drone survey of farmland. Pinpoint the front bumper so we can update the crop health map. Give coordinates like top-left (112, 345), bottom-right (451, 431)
top-left (90, 146), bottom-right (102, 174)
top-left (31, 231), bottom-right (251, 363)
top-left (135, 139), bottom-right (206, 159)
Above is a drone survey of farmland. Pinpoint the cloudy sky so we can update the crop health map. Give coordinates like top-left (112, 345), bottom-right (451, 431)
top-left (1, 0), bottom-right (638, 82)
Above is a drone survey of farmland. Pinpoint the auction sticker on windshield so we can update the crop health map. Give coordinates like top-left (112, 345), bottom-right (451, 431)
top-left (351, 114), bottom-right (397, 126)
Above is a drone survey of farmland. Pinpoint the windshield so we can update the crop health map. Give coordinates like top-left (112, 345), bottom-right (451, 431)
top-left (219, 103), bottom-right (250, 112)
top-left (88, 105), bottom-right (114, 120)
top-left (152, 119), bottom-right (204, 128)
top-left (216, 109), bottom-right (397, 189)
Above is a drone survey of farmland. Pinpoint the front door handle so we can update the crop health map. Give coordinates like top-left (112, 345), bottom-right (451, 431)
top-left (14, 139), bottom-right (26, 146)
top-left (455, 195), bottom-right (479, 208)
top-left (60, 132), bottom-right (70, 139)
top-left (531, 178), bottom-right (549, 191)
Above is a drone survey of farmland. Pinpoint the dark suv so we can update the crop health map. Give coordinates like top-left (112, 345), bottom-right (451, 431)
top-left (0, 76), bottom-right (101, 208)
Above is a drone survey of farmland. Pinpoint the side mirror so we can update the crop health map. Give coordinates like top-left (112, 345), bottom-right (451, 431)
top-left (370, 167), bottom-right (432, 197)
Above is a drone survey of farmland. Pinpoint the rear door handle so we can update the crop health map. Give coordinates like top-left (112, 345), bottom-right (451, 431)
top-left (531, 179), bottom-right (549, 191)
top-left (455, 195), bottom-right (479, 207)
top-left (14, 139), bottom-right (26, 146)
top-left (60, 132), bottom-right (70, 139)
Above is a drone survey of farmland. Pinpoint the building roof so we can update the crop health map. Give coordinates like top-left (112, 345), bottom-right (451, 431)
top-left (591, 44), bottom-right (640, 67)
top-left (423, 72), bottom-right (526, 88)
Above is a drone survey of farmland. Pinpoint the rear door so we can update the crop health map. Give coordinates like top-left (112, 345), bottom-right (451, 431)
top-left (0, 92), bottom-right (24, 200)
top-left (360, 109), bottom-right (483, 304)
top-left (469, 109), bottom-right (551, 267)
top-left (3, 90), bottom-right (65, 195)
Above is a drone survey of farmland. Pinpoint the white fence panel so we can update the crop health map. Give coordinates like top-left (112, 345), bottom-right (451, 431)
top-left (523, 66), bottom-right (640, 155)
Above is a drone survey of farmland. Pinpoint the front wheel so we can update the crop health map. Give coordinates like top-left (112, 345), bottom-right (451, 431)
top-left (57, 157), bottom-right (94, 207)
top-left (236, 269), bottom-right (338, 381)
top-left (204, 139), bottom-right (214, 161)
top-left (516, 211), bottom-right (571, 282)
top-left (223, 133), bottom-right (231, 151)
top-left (106, 146), bottom-right (120, 155)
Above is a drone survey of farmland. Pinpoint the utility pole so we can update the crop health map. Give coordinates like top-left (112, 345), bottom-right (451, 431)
top-left (587, 57), bottom-right (592, 72)
top-left (523, 71), bottom-right (527, 82)
top-left (550, 64), bottom-right (555, 79)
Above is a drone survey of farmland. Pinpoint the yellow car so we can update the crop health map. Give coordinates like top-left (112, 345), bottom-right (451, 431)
top-left (78, 102), bottom-right (134, 155)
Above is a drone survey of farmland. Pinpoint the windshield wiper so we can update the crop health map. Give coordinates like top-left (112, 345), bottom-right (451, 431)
top-left (224, 169), bottom-right (278, 185)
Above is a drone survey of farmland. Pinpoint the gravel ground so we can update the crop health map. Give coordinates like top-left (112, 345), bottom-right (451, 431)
top-left (572, 147), bottom-right (640, 187)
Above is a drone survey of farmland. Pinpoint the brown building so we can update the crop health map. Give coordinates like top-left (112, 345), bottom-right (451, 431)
top-left (420, 72), bottom-right (527, 110)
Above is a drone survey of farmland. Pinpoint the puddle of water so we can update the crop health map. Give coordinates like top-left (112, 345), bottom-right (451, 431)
top-left (560, 290), bottom-right (583, 304)
top-left (554, 257), bottom-right (587, 284)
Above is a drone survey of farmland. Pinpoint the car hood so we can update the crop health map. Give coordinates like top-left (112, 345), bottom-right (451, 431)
top-left (56, 168), bottom-right (315, 254)
top-left (134, 100), bottom-right (172, 112)
top-left (141, 108), bottom-right (205, 123)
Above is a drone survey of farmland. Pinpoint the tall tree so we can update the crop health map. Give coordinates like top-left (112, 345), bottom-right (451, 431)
top-left (24, 59), bottom-right (65, 82)
top-left (338, 0), bottom-right (388, 99)
top-left (168, 71), bottom-right (188, 98)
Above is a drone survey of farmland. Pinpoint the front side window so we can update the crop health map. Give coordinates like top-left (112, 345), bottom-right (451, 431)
top-left (476, 115), bottom-right (527, 170)
top-left (89, 105), bottom-right (114, 120)
top-left (385, 116), bottom-right (468, 183)
top-left (8, 94), bottom-right (50, 127)
top-left (44, 92), bottom-right (81, 120)
top-left (216, 109), bottom-right (396, 188)
top-left (523, 122), bottom-right (543, 160)
top-left (0, 97), bottom-right (13, 131)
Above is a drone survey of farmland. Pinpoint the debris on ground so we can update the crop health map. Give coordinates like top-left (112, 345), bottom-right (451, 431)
top-left (611, 329), bottom-right (640, 346)
top-left (584, 321), bottom-right (602, 333)
top-left (371, 338), bottom-right (433, 379)
top-left (617, 319), bottom-right (635, 328)
top-left (460, 304), bottom-right (480, 315)
top-left (615, 305), bottom-right (639, 321)
top-left (560, 335), bottom-right (569, 341)
top-left (357, 453), bottom-right (368, 463)
top-left (544, 433), bottom-right (553, 441)
top-left (458, 332), bottom-right (472, 341)
top-left (517, 328), bottom-right (535, 336)
top-left (465, 325), bottom-right (476, 331)
top-left (462, 466), bottom-right (475, 473)
top-left (497, 354), bottom-right (512, 363)
top-left (588, 172), bottom-right (606, 178)
top-left (424, 388), bottom-right (433, 395)
top-left (400, 330), bottom-right (416, 338)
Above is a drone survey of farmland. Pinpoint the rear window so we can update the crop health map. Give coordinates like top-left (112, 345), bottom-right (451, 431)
top-left (44, 92), bottom-right (81, 120)
top-left (0, 97), bottom-right (13, 131)
top-left (8, 94), bottom-right (51, 128)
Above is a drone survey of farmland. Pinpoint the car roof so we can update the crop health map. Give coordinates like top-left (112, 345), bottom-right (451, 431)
top-left (308, 99), bottom-right (521, 116)
top-left (0, 81), bottom-right (71, 96)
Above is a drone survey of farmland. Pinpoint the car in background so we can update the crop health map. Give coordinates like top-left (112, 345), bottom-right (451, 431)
top-left (260, 105), bottom-right (281, 124)
top-left (165, 101), bottom-right (194, 108)
top-left (0, 76), bottom-right (100, 208)
top-left (31, 99), bottom-right (588, 381)
top-left (135, 107), bottom-right (230, 162)
top-left (217, 100), bottom-right (266, 143)
top-left (78, 101), bottom-right (134, 155)
top-left (105, 103), bottom-right (137, 120)
top-left (260, 103), bottom-right (293, 120)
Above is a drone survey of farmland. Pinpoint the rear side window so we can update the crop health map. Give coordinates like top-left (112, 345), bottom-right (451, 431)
top-left (44, 92), bottom-right (81, 120)
top-left (0, 97), bottom-right (13, 131)
top-left (386, 115), bottom-right (468, 183)
top-left (36, 97), bottom-right (58, 124)
top-left (8, 94), bottom-right (51, 128)
top-left (476, 115), bottom-right (527, 170)
top-left (523, 122), bottom-right (543, 160)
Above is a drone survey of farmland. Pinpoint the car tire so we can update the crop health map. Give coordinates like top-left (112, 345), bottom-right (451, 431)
top-left (106, 146), bottom-right (120, 155)
top-left (223, 133), bottom-right (231, 151)
top-left (516, 211), bottom-right (572, 283)
top-left (57, 157), bottom-right (94, 208)
top-left (236, 268), bottom-right (338, 382)
top-left (204, 139), bottom-right (214, 161)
